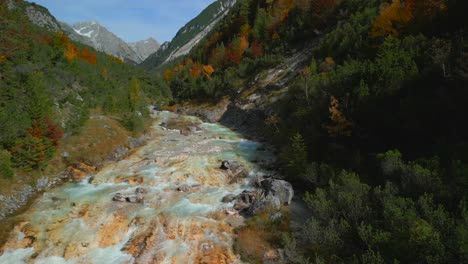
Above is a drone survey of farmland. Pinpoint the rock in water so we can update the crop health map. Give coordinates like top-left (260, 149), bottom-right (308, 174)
top-left (112, 193), bottom-right (144, 203)
top-left (135, 187), bottom-right (148, 194)
top-left (221, 194), bottom-right (236, 203)
top-left (220, 160), bottom-right (241, 170)
top-left (112, 193), bottom-right (126, 202)
top-left (176, 184), bottom-right (201, 192)
top-left (233, 191), bottom-right (256, 211)
top-left (126, 195), bottom-right (144, 204)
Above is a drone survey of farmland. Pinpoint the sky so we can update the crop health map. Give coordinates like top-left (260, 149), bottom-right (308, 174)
top-left (31, 0), bottom-right (216, 43)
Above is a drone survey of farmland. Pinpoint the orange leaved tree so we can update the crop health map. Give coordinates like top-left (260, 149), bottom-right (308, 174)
top-left (369, 0), bottom-right (414, 38)
top-left (324, 96), bottom-right (353, 137)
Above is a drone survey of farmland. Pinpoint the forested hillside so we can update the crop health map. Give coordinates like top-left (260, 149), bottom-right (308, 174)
top-left (0, 1), bottom-right (170, 180)
top-left (161, 0), bottom-right (468, 262)
top-left (141, 0), bottom-right (237, 69)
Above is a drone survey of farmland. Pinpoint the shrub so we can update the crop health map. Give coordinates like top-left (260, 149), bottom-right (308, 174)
top-left (0, 149), bottom-right (14, 178)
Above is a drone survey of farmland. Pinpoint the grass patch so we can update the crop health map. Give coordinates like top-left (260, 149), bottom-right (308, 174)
top-left (234, 209), bottom-right (291, 263)
top-left (45, 115), bottom-right (130, 173)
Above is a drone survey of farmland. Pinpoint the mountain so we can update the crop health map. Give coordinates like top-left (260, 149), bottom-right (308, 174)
top-left (8, 0), bottom-right (61, 31)
top-left (63, 21), bottom-right (158, 64)
top-left (140, 0), bottom-right (236, 69)
top-left (0, 0), bottom-right (171, 182)
top-left (129, 38), bottom-right (161, 62)
top-left (11, 1), bottom-right (160, 63)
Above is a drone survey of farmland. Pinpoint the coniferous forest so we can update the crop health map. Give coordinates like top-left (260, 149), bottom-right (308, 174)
top-left (157, 0), bottom-right (468, 262)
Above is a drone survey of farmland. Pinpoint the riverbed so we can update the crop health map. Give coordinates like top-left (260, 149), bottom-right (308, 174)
top-left (0, 111), bottom-right (276, 264)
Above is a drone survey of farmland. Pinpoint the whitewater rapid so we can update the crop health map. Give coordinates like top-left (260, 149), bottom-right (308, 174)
top-left (0, 111), bottom-right (275, 264)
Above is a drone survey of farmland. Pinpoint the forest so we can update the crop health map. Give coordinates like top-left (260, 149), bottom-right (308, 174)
top-left (158, 0), bottom-right (468, 263)
top-left (0, 2), bottom-right (170, 177)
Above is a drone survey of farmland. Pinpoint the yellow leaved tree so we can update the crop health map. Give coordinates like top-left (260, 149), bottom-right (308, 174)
top-left (370, 0), bottom-right (413, 38)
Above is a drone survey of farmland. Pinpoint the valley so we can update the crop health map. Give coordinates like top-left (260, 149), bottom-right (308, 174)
top-left (1, 0), bottom-right (468, 263)
top-left (0, 111), bottom-right (289, 264)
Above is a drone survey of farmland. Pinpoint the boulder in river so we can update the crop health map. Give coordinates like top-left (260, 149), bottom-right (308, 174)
top-left (135, 187), bottom-right (148, 194)
top-left (221, 194), bottom-right (237, 203)
top-left (231, 175), bottom-right (294, 215)
top-left (176, 184), bottom-right (201, 192)
top-left (220, 160), bottom-right (249, 184)
top-left (126, 195), bottom-right (144, 203)
top-left (233, 190), bottom-right (257, 211)
top-left (112, 193), bottom-right (126, 202)
top-left (112, 193), bottom-right (144, 204)
top-left (220, 160), bottom-right (241, 170)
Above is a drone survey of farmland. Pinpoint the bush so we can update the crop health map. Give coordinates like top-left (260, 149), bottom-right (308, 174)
top-left (11, 135), bottom-right (55, 170)
top-left (281, 133), bottom-right (308, 178)
top-left (121, 112), bottom-right (145, 135)
top-left (0, 149), bottom-right (14, 178)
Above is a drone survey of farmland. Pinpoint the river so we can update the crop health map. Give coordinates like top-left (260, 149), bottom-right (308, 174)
top-left (0, 111), bottom-right (276, 264)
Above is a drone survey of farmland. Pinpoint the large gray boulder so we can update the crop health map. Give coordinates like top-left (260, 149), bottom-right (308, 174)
top-left (260, 179), bottom-right (294, 206)
top-left (233, 191), bottom-right (256, 211)
top-left (248, 194), bottom-right (281, 215)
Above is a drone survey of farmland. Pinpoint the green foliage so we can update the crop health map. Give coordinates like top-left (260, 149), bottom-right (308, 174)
top-left (319, 7), bottom-right (378, 58)
top-left (0, 149), bottom-right (14, 179)
top-left (360, 249), bottom-right (386, 264)
top-left (11, 135), bottom-right (55, 170)
top-left (66, 104), bottom-right (90, 135)
top-left (139, 0), bottom-right (466, 263)
top-left (378, 150), bottom-right (443, 196)
top-left (121, 112), bottom-right (145, 136)
top-left (0, 2), bottom-right (172, 173)
top-left (141, 0), bottom-right (236, 70)
top-left (371, 37), bottom-right (419, 94)
top-left (281, 133), bottom-right (308, 177)
top-left (457, 206), bottom-right (468, 261)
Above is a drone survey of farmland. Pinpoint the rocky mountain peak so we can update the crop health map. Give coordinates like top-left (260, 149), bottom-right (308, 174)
top-left (64, 21), bottom-right (160, 64)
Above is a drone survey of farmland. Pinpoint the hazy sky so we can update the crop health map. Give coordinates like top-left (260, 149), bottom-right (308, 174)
top-left (31, 0), bottom-right (216, 43)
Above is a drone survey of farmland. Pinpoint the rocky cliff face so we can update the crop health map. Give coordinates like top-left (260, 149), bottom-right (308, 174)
top-left (7, 0), bottom-right (61, 31)
top-left (68, 21), bottom-right (140, 64)
top-left (129, 38), bottom-right (161, 62)
top-left (141, 0), bottom-right (237, 69)
top-left (60, 21), bottom-right (161, 64)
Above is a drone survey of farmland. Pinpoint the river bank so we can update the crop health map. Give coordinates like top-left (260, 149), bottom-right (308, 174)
top-left (0, 111), bottom-right (294, 263)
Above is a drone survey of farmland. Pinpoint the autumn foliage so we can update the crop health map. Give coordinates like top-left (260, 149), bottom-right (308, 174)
top-left (80, 48), bottom-right (97, 64)
top-left (370, 0), bottom-right (414, 38)
top-left (324, 96), bottom-right (353, 137)
top-left (370, 0), bottom-right (447, 38)
top-left (27, 116), bottom-right (64, 147)
top-left (54, 32), bottom-right (97, 64)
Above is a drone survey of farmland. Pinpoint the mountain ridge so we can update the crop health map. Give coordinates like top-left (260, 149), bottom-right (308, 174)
top-left (10, 1), bottom-right (160, 63)
top-left (63, 20), bottom-right (160, 63)
top-left (141, 0), bottom-right (236, 69)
